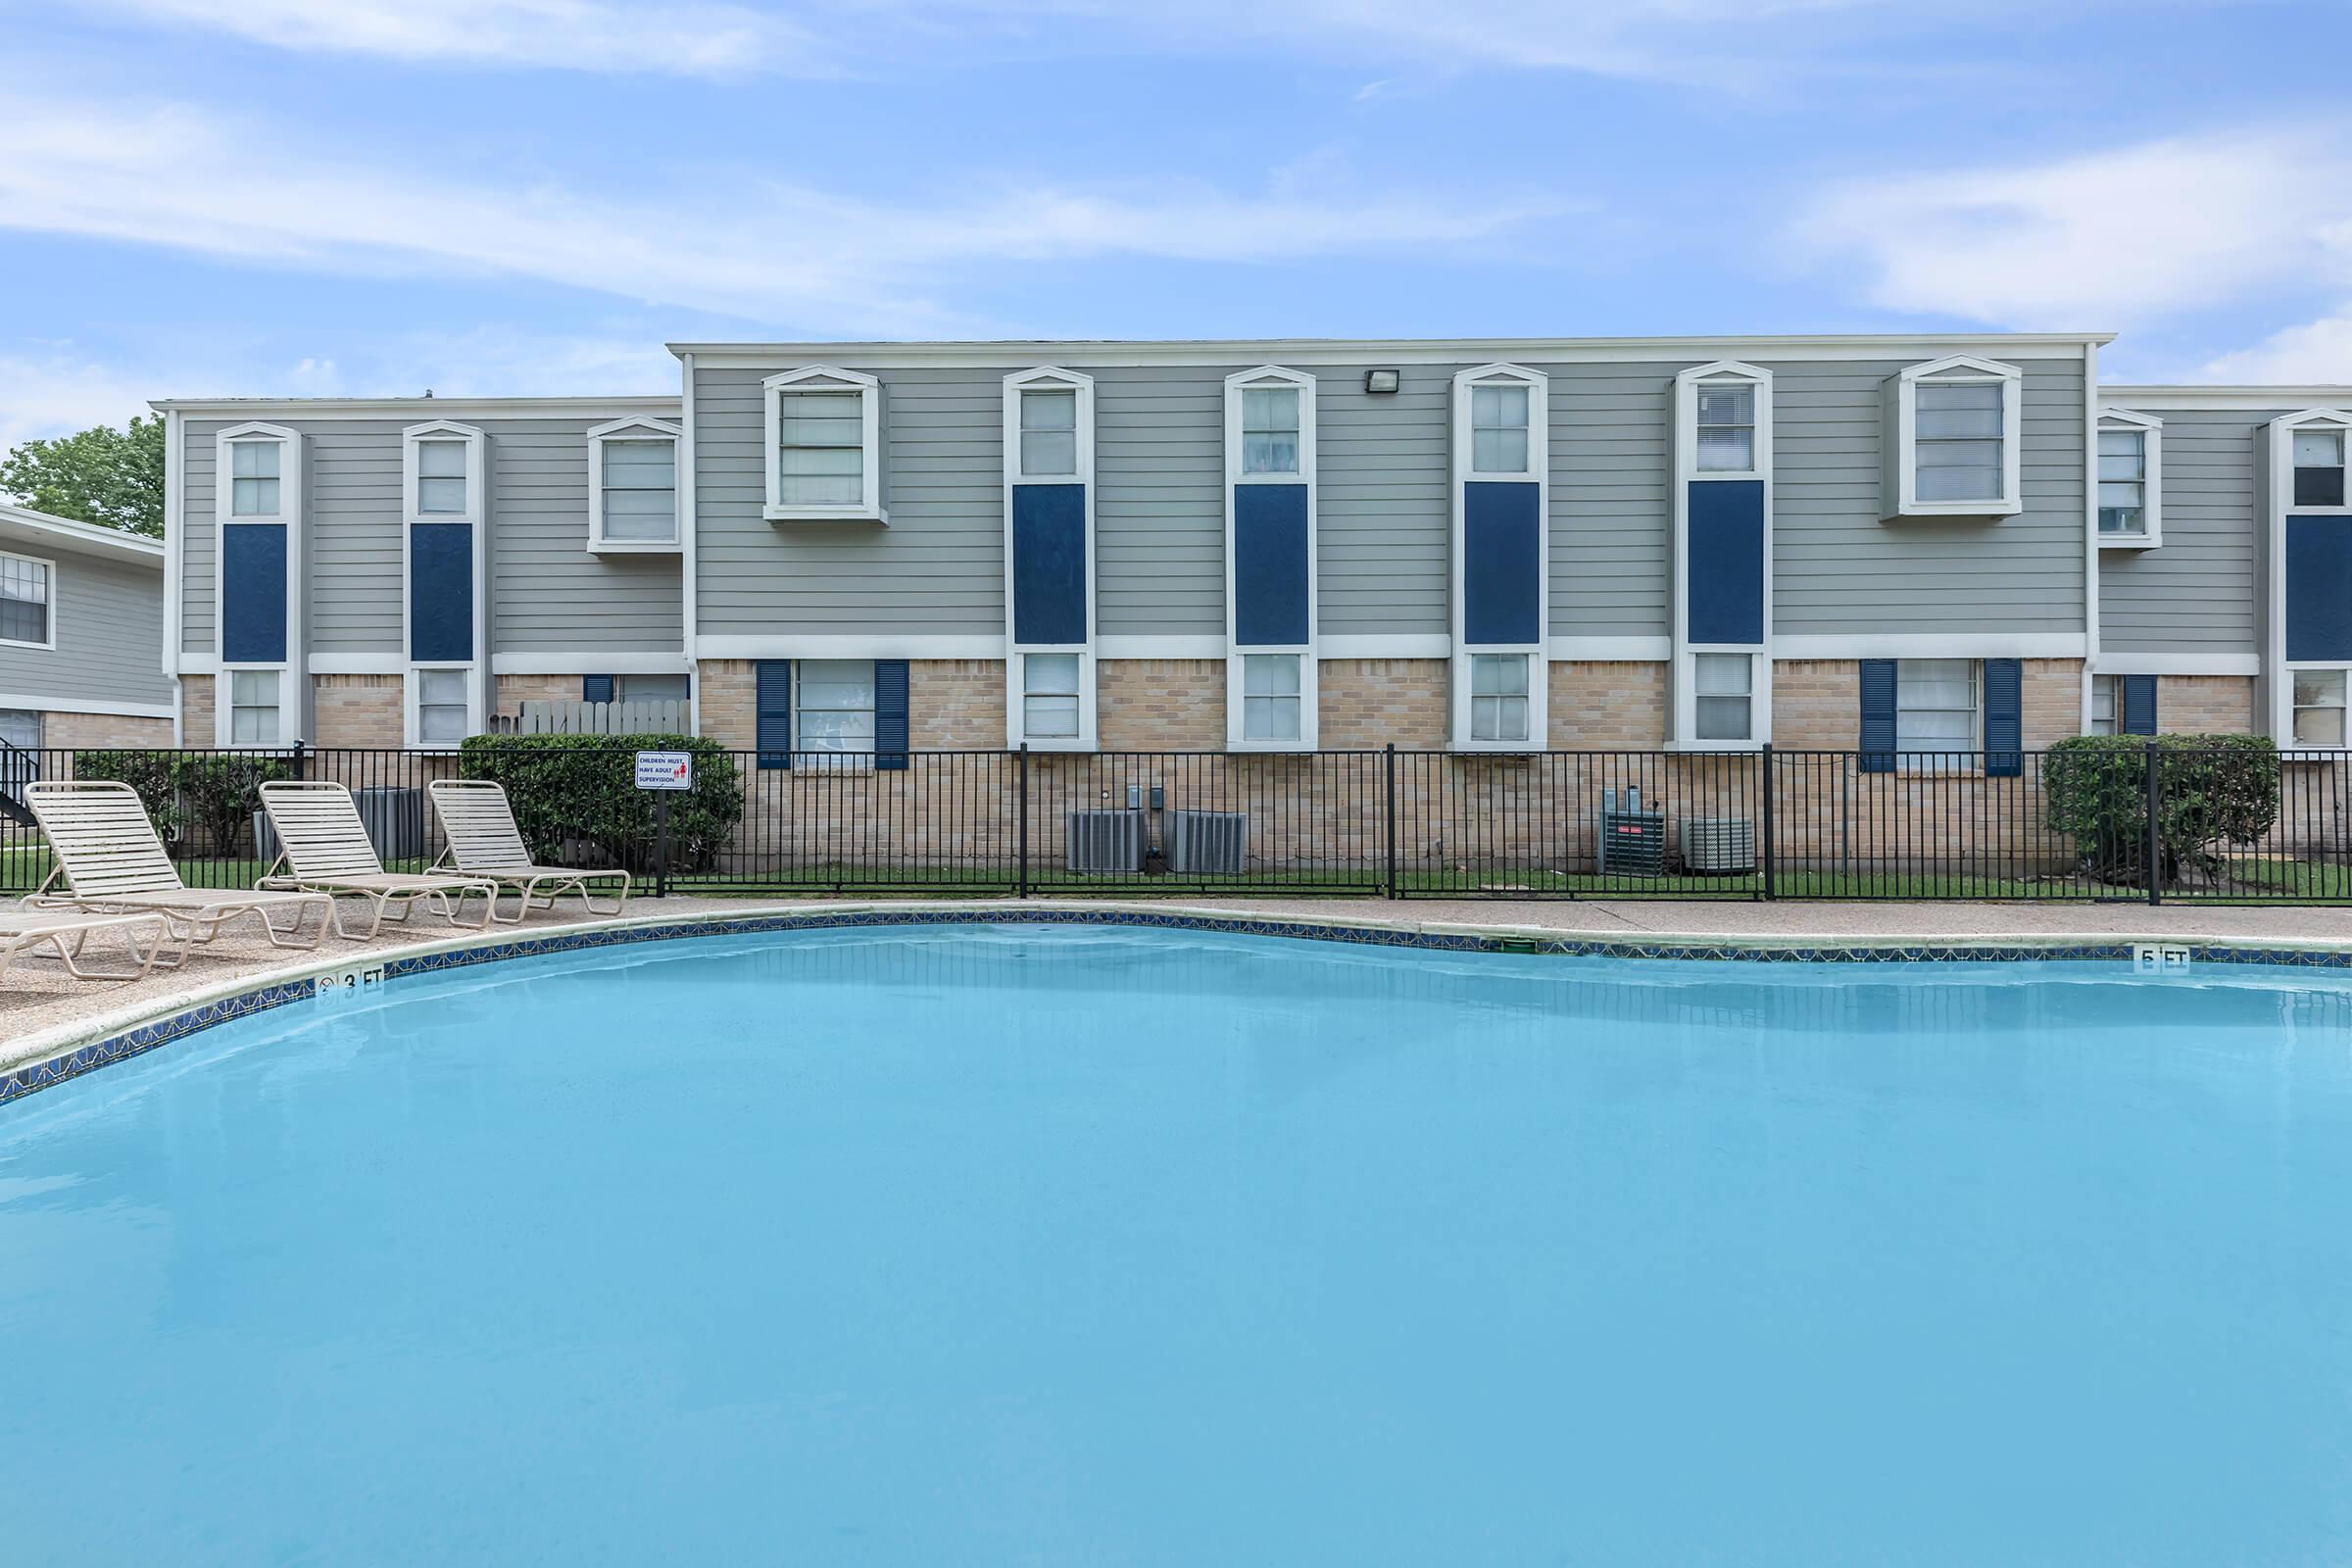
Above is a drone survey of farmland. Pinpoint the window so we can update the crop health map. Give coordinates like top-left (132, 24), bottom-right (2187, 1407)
top-left (764, 368), bottom-right (883, 520)
top-left (1242, 654), bottom-right (1301, 742)
top-left (416, 440), bottom-right (468, 514)
top-left (1242, 386), bottom-right (1301, 476)
top-left (2090, 673), bottom-right (2120, 735)
top-left (2098, 429), bottom-right (2146, 534)
top-left (1470, 384), bottom-right (1531, 475)
top-left (1915, 382), bottom-right (2003, 503)
top-left (588, 418), bottom-right (682, 549)
top-left (416, 669), bottom-right (468, 746)
top-left (1470, 653), bottom-right (1530, 743)
top-left (794, 660), bottom-right (877, 757)
top-left (1022, 654), bottom-right (1082, 740)
top-left (229, 440), bottom-right (281, 517)
top-left (1019, 388), bottom-right (1078, 478)
top-left (2295, 429), bottom-right (2347, 508)
top-left (0, 555), bottom-right (49, 647)
top-left (1692, 653), bottom-right (1753, 741)
top-left (2293, 669), bottom-right (2347, 747)
top-left (1693, 383), bottom-right (1755, 473)
top-left (229, 668), bottom-right (280, 745)
top-left (1895, 659), bottom-right (1977, 756)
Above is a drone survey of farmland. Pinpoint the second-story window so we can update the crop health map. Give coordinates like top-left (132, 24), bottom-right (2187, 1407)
top-left (1915, 382), bottom-right (2004, 503)
top-left (2098, 428), bottom-right (2147, 534)
top-left (1019, 387), bottom-right (1078, 478)
top-left (2295, 428), bottom-right (2347, 508)
top-left (1693, 382), bottom-right (1755, 473)
top-left (1470, 384), bottom-right (1531, 475)
top-left (416, 439), bottom-right (469, 514)
top-left (229, 440), bottom-right (281, 516)
top-left (0, 554), bottom-right (49, 647)
top-left (1241, 386), bottom-right (1301, 475)
top-left (777, 390), bottom-right (865, 506)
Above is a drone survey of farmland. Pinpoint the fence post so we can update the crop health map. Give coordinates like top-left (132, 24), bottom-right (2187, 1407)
top-left (2143, 740), bottom-right (2163, 906)
top-left (290, 738), bottom-right (309, 782)
top-left (1015, 744), bottom-right (1030, 900)
top-left (1383, 743), bottom-right (1398, 900)
top-left (1759, 743), bottom-right (1776, 902)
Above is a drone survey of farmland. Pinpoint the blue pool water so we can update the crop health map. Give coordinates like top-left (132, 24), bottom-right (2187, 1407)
top-left (5, 925), bottom-right (2352, 1565)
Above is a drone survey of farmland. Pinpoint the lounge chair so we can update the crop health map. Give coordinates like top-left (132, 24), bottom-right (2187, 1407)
top-left (0, 908), bottom-right (175, 985)
top-left (426, 779), bottom-right (630, 923)
top-left (24, 780), bottom-right (331, 954)
top-left (257, 781), bottom-right (502, 940)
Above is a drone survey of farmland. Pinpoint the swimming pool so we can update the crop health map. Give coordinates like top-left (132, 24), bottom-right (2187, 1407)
top-left (4, 923), bottom-right (2350, 1565)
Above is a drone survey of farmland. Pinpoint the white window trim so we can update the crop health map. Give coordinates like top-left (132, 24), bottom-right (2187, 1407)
top-left (0, 549), bottom-right (58, 654)
top-left (404, 662), bottom-right (481, 751)
top-left (1003, 368), bottom-right (1099, 750)
top-left (762, 365), bottom-right (886, 523)
top-left (402, 419), bottom-right (484, 527)
top-left (1448, 365), bottom-right (1549, 750)
top-left (1882, 354), bottom-right (2025, 520)
top-left (2095, 407), bottom-right (2162, 550)
top-left (2284, 663), bottom-right (2352, 752)
top-left (1669, 362), bottom-right (1775, 751)
top-left (213, 421), bottom-right (305, 747)
top-left (2262, 409), bottom-right (2352, 744)
top-left (586, 416), bottom-right (684, 554)
top-left (1224, 366), bottom-right (1319, 751)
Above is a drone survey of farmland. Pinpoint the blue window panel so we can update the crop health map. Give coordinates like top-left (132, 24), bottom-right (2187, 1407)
top-left (875, 659), bottom-right (910, 771)
top-left (1233, 484), bottom-right (1310, 647)
top-left (1011, 484), bottom-right (1088, 647)
top-left (1858, 659), bottom-right (1896, 773)
top-left (1984, 658), bottom-right (2023, 776)
top-left (409, 523), bottom-right (474, 663)
top-left (2122, 674), bottom-right (2158, 737)
top-left (755, 661), bottom-right (793, 770)
top-left (1686, 480), bottom-right (1765, 646)
top-left (1463, 481), bottom-right (1541, 647)
top-left (581, 675), bottom-right (614, 705)
top-left (220, 523), bottom-right (287, 664)
top-left (2286, 517), bottom-right (2352, 662)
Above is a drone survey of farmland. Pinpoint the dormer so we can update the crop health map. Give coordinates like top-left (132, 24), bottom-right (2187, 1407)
top-left (1882, 355), bottom-right (2024, 520)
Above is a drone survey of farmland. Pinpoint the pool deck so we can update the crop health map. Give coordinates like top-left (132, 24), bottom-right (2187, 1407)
top-left (4, 892), bottom-right (2350, 1078)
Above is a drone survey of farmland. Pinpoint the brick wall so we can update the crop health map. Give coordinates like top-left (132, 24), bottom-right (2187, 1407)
top-left (312, 674), bottom-right (405, 747)
top-left (1098, 659), bottom-right (1223, 751)
top-left (179, 674), bottom-right (213, 745)
top-left (1771, 659), bottom-right (2083, 749)
top-left (1549, 662), bottom-right (1666, 748)
top-left (1319, 659), bottom-right (1448, 749)
top-left (911, 660), bottom-right (1007, 749)
top-left (2156, 675), bottom-right (2256, 735)
top-left (40, 710), bottom-right (173, 749)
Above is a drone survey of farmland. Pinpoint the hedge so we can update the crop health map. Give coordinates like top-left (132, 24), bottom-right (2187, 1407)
top-left (2040, 733), bottom-right (2278, 886)
top-left (72, 750), bottom-right (294, 857)
top-left (456, 733), bottom-right (743, 872)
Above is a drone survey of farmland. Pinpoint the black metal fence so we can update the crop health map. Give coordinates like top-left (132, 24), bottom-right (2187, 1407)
top-left (1, 741), bottom-right (2346, 904)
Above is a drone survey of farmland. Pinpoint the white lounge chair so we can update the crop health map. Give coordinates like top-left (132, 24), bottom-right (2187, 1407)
top-left (24, 780), bottom-right (331, 954)
top-left (0, 908), bottom-right (174, 985)
top-left (258, 780), bottom-right (502, 940)
top-left (426, 779), bottom-right (630, 923)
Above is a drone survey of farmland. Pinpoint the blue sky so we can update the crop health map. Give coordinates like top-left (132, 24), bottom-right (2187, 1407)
top-left (2, 0), bottom-right (2349, 445)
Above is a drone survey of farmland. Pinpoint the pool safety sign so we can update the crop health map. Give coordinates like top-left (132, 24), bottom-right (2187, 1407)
top-left (635, 751), bottom-right (693, 791)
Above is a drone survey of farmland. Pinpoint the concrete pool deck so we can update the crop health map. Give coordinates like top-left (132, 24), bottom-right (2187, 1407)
top-left (5, 893), bottom-right (2351, 1081)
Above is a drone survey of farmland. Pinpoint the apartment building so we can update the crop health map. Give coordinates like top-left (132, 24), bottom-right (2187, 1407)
top-left (0, 503), bottom-right (171, 752)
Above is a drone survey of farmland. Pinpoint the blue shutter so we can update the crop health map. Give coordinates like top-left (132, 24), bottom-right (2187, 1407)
top-left (756, 661), bottom-right (793, 770)
top-left (1983, 658), bottom-right (2023, 776)
top-left (874, 660), bottom-right (909, 771)
top-left (2122, 674), bottom-right (2158, 736)
top-left (1858, 659), bottom-right (1897, 773)
top-left (581, 674), bottom-right (614, 705)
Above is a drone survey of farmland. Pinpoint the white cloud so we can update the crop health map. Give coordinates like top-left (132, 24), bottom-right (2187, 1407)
top-left (1789, 128), bottom-right (2352, 327)
top-left (0, 351), bottom-right (172, 447)
top-left (2200, 309), bottom-right (2352, 384)
top-left (81, 0), bottom-right (825, 78)
top-left (0, 89), bottom-right (1566, 336)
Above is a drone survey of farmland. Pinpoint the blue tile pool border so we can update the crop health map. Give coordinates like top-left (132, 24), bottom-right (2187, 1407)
top-left (7, 906), bottom-right (2352, 1108)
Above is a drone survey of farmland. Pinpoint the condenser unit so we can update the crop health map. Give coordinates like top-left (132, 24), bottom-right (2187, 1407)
top-left (1682, 816), bottom-right (1756, 874)
top-left (1166, 809), bottom-right (1248, 875)
top-left (1065, 808), bottom-right (1147, 873)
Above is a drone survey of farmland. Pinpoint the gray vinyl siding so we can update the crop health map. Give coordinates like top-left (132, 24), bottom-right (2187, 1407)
top-left (179, 414), bottom-right (682, 660)
top-left (0, 545), bottom-right (169, 710)
top-left (2097, 407), bottom-right (2273, 655)
top-left (1318, 364), bottom-right (1454, 638)
top-left (1769, 357), bottom-right (2088, 636)
top-left (1542, 363), bottom-right (1670, 638)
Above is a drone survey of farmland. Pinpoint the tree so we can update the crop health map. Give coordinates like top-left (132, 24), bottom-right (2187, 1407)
top-left (0, 415), bottom-right (167, 538)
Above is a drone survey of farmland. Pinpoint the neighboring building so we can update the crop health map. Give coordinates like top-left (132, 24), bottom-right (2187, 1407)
top-left (0, 502), bottom-right (172, 752)
top-left (150, 339), bottom-right (2351, 760)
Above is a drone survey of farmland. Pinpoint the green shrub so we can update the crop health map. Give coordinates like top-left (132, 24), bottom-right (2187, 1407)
top-left (2041, 734), bottom-right (2279, 886)
top-left (456, 733), bottom-right (743, 872)
top-left (71, 749), bottom-right (293, 856)
top-left (71, 750), bottom-right (182, 842)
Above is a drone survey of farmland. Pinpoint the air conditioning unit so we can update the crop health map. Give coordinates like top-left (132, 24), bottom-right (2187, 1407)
top-left (1065, 808), bottom-right (1146, 873)
top-left (1595, 786), bottom-right (1666, 877)
top-left (1166, 809), bottom-right (1248, 875)
top-left (1682, 815), bottom-right (1756, 874)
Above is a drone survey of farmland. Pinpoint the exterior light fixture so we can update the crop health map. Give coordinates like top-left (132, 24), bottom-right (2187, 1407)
top-left (1364, 368), bottom-right (1401, 394)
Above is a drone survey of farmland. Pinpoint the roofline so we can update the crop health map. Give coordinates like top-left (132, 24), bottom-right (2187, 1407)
top-left (2100, 384), bottom-right (2352, 410)
top-left (0, 503), bottom-right (166, 565)
top-left (667, 331), bottom-right (2116, 368)
top-left (147, 395), bottom-right (680, 416)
